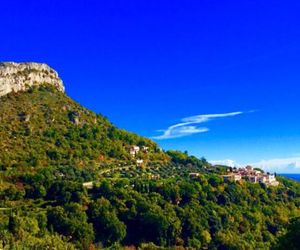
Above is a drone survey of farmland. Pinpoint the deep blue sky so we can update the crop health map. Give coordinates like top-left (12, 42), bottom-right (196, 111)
top-left (1, 1), bottom-right (300, 172)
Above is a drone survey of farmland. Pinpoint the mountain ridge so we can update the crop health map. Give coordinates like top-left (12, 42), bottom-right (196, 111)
top-left (0, 62), bottom-right (65, 97)
top-left (0, 78), bottom-right (167, 169)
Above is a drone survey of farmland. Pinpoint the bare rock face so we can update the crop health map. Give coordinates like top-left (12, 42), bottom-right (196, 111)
top-left (0, 62), bottom-right (65, 97)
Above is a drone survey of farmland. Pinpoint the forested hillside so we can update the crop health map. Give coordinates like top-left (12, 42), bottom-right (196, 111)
top-left (0, 85), bottom-right (299, 250)
top-left (0, 85), bottom-right (167, 169)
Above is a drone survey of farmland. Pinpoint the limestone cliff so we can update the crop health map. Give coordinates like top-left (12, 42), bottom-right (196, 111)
top-left (0, 62), bottom-right (65, 97)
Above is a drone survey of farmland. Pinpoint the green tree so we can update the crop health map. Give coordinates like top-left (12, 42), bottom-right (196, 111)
top-left (88, 197), bottom-right (126, 246)
top-left (276, 217), bottom-right (300, 250)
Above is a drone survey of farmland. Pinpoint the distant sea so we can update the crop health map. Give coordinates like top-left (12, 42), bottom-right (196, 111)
top-left (279, 174), bottom-right (300, 182)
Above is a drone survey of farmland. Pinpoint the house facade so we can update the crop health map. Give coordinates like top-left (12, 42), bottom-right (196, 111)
top-left (129, 146), bottom-right (140, 156)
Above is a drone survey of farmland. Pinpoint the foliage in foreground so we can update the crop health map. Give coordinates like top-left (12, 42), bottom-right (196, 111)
top-left (0, 168), bottom-right (299, 249)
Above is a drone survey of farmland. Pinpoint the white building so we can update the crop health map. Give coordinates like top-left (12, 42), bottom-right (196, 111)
top-left (83, 182), bottom-right (93, 189)
top-left (268, 174), bottom-right (276, 182)
top-left (129, 146), bottom-right (140, 156)
top-left (258, 176), bottom-right (267, 183)
top-left (136, 159), bottom-right (144, 166)
top-left (266, 174), bottom-right (279, 186)
top-left (223, 174), bottom-right (242, 182)
top-left (233, 174), bottom-right (242, 181)
top-left (248, 176), bottom-right (258, 183)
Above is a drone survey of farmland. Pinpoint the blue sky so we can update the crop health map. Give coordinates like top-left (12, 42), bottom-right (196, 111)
top-left (1, 1), bottom-right (300, 172)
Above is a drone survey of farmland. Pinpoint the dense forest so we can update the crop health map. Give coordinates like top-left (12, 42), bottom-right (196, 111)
top-left (0, 86), bottom-right (299, 249)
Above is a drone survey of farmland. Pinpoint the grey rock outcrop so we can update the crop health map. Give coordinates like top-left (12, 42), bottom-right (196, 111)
top-left (0, 62), bottom-right (65, 97)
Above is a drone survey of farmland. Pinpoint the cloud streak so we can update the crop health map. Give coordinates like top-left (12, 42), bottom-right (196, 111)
top-left (250, 157), bottom-right (300, 173)
top-left (210, 159), bottom-right (238, 168)
top-left (152, 111), bottom-right (243, 140)
top-left (209, 156), bottom-right (300, 173)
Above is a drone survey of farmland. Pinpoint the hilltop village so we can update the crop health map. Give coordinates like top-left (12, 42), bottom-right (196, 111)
top-left (223, 166), bottom-right (279, 186)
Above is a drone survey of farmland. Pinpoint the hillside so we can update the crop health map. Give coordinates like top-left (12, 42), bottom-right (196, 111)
top-left (0, 85), bottom-right (167, 169)
top-left (0, 63), bottom-right (299, 250)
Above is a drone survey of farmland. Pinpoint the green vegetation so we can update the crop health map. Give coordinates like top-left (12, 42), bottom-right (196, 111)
top-left (0, 85), bottom-right (299, 249)
top-left (0, 85), bottom-right (166, 169)
top-left (1, 167), bottom-right (300, 249)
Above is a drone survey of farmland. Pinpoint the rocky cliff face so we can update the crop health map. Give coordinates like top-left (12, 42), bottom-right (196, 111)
top-left (0, 62), bottom-right (65, 97)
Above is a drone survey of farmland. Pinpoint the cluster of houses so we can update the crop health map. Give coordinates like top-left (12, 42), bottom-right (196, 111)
top-left (129, 145), bottom-right (149, 166)
top-left (129, 145), bottom-right (149, 156)
top-left (223, 166), bottom-right (279, 186)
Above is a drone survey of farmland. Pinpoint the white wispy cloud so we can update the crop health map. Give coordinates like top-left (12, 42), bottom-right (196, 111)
top-left (152, 111), bottom-right (243, 140)
top-left (210, 156), bottom-right (300, 173)
top-left (250, 157), bottom-right (300, 173)
top-left (210, 159), bottom-right (239, 168)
